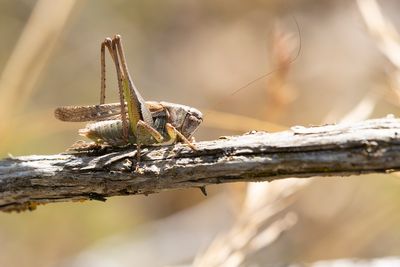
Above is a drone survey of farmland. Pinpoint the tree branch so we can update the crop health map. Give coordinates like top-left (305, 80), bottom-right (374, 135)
top-left (1, 116), bottom-right (400, 212)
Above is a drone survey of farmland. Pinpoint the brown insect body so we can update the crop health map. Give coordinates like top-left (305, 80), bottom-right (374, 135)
top-left (55, 35), bottom-right (202, 154)
top-left (76, 101), bottom-right (202, 146)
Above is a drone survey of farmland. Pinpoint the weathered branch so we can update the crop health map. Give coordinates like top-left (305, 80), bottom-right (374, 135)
top-left (1, 116), bottom-right (400, 212)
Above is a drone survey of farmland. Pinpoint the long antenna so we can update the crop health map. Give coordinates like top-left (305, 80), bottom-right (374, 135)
top-left (228, 16), bottom-right (302, 98)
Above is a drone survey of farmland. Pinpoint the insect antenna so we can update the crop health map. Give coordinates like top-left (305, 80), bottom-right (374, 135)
top-left (211, 16), bottom-right (302, 109)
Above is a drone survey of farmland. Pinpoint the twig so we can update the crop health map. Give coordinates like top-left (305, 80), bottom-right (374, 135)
top-left (1, 116), bottom-right (400, 212)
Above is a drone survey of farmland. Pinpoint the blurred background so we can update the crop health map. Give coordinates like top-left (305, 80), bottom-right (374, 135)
top-left (1, 0), bottom-right (400, 266)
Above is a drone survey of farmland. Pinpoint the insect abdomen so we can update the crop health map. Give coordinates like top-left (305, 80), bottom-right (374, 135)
top-left (79, 119), bottom-right (136, 146)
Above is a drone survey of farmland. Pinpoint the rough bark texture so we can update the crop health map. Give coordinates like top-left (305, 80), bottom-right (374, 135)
top-left (1, 116), bottom-right (400, 212)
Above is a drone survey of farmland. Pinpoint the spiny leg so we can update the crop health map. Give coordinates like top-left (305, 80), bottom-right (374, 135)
top-left (100, 38), bottom-right (129, 143)
top-left (101, 37), bottom-right (129, 141)
top-left (101, 36), bottom-right (169, 161)
top-left (100, 38), bottom-right (115, 105)
top-left (165, 123), bottom-right (197, 150)
top-left (162, 106), bottom-right (197, 150)
top-left (113, 35), bottom-right (153, 128)
top-left (112, 35), bottom-right (158, 159)
top-left (135, 120), bottom-right (164, 161)
top-left (100, 40), bottom-right (107, 104)
top-left (136, 120), bottom-right (164, 142)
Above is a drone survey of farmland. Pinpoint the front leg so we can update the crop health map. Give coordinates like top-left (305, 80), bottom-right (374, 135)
top-left (165, 123), bottom-right (197, 150)
top-left (134, 121), bottom-right (197, 162)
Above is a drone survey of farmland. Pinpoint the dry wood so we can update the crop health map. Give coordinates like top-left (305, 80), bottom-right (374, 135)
top-left (1, 116), bottom-right (400, 212)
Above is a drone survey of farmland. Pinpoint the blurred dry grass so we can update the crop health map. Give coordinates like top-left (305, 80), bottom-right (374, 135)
top-left (1, 0), bottom-right (400, 267)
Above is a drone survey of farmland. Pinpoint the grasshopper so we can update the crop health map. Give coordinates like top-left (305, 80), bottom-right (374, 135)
top-left (54, 35), bottom-right (203, 157)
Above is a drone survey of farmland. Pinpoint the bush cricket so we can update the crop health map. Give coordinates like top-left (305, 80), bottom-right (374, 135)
top-left (55, 35), bottom-right (203, 158)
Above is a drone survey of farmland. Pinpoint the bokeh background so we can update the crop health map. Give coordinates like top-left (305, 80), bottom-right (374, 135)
top-left (1, 0), bottom-right (400, 266)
